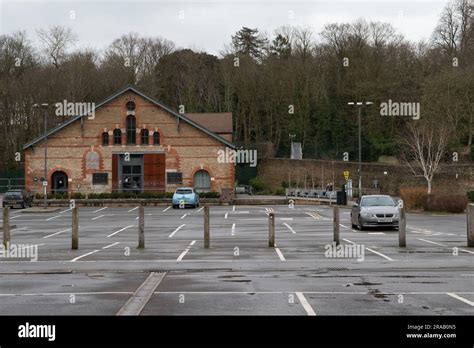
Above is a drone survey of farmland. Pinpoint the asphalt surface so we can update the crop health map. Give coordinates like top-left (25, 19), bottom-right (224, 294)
top-left (0, 204), bottom-right (473, 315)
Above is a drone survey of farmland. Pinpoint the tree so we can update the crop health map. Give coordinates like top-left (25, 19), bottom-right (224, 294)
top-left (399, 120), bottom-right (452, 194)
top-left (37, 25), bottom-right (77, 69)
top-left (270, 34), bottom-right (291, 58)
top-left (231, 27), bottom-right (267, 60)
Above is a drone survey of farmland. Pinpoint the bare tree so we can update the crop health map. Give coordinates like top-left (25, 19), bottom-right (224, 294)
top-left (400, 121), bottom-right (452, 194)
top-left (37, 25), bottom-right (77, 68)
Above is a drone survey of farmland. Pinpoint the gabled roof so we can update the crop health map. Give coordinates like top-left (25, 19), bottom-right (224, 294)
top-left (186, 113), bottom-right (232, 134)
top-left (23, 85), bottom-right (235, 150)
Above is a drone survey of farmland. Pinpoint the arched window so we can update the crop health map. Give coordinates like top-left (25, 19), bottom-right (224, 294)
top-left (126, 101), bottom-right (136, 111)
top-left (113, 129), bottom-right (122, 145)
top-left (140, 129), bottom-right (149, 145)
top-left (153, 131), bottom-right (160, 145)
top-left (101, 132), bottom-right (109, 146)
top-left (126, 115), bottom-right (136, 145)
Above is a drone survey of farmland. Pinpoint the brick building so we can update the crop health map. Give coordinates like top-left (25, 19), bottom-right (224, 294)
top-left (23, 86), bottom-right (235, 195)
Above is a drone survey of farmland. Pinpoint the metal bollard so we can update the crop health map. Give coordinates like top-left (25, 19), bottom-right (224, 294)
top-left (3, 207), bottom-right (10, 248)
top-left (138, 206), bottom-right (145, 249)
top-left (399, 206), bottom-right (406, 247)
top-left (268, 212), bottom-right (275, 247)
top-left (333, 206), bottom-right (340, 245)
top-left (467, 204), bottom-right (474, 247)
top-left (204, 206), bottom-right (210, 248)
top-left (72, 207), bottom-right (79, 250)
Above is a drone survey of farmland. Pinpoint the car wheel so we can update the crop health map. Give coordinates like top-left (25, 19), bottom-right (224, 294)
top-left (357, 216), bottom-right (364, 231)
top-left (21, 203), bottom-right (25, 209)
top-left (172, 205), bottom-right (177, 209)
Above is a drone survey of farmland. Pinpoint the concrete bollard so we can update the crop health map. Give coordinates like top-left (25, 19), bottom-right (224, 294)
top-left (333, 206), bottom-right (340, 245)
top-left (138, 205), bottom-right (145, 249)
top-left (268, 212), bottom-right (275, 247)
top-left (468, 204), bottom-right (474, 247)
top-left (399, 207), bottom-right (406, 247)
top-left (204, 206), bottom-right (210, 248)
top-left (72, 207), bottom-right (78, 250)
top-left (3, 207), bottom-right (10, 248)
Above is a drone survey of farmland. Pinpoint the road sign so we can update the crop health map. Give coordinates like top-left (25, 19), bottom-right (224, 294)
top-left (42, 181), bottom-right (48, 187)
top-left (343, 171), bottom-right (350, 181)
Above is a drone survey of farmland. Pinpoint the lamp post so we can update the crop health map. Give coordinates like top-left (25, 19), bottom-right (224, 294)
top-left (33, 103), bottom-right (49, 209)
top-left (348, 101), bottom-right (373, 197)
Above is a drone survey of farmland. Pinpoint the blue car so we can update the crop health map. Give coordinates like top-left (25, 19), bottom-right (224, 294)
top-left (172, 187), bottom-right (200, 209)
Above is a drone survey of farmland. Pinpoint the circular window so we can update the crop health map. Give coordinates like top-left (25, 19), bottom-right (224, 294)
top-left (126, 101), bottom-right (136, 111)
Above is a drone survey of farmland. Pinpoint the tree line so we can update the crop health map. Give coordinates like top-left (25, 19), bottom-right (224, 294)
top-left (0, 0), bottom-right (473, 176)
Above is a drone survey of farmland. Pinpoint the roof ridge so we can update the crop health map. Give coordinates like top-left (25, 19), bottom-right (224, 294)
top-left (23, 85), bottom-right (235, 150)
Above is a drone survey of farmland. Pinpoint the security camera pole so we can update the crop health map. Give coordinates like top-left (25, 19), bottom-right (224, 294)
top-left (347, 101), bottom-right (373, 197)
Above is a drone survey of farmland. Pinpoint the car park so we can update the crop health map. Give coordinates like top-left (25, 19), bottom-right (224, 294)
top-left (351, 194), bottom-right (399, 230)
top-left (172, 187), bottom-right (200, 208)
top-left (2, 189), bottom-right (33, 209)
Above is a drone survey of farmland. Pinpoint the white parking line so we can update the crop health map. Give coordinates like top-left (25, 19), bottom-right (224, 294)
top-left (275, 247), bottom-right (286, 261)
top-left (70, 250), bottom-right (100, 262)
top-left (343, 238), bottom-right (395, 261)
top-left (368, 232), bottom-right (385, 235)
top-left (181, 213), bottom-right (187, 219)
top-left (306, 212), bottom-right (325, 220)
top-left (91, 214), bottom-right (105, 220)
top-left (295, 292), bottom-right (316, 316)
top-left (43, 228), bottom-right (71, 239)
top-left (102, 242), bottom-right (120, 249)
top-left (224, 212), bottom-right (228, 219)
top-left (10, 227), bottom-right (28, 232)
top-left (45, 215), bottom-right (61, 221)
top-left (339, 224), bottom-right (354, 230)
top-left (417, 238), bottom-right (446, 247)
top-left (280, 218), bottom-right (294, 221)
top-left (446, 293), bottom-right (474, 306)
top-left (197, 207), bottom-right (204, 212)
top-left (169, 224), bottom-right (186, 238)
top-left (231, 223), bottom-right (235, 236)
top-left (232, 205), bottom-right (235, 212)
top-left (128, 206), bottom-right (139, 212)
top-left (418, 238), bottom-right (474, 254)
top-left (59, 208), bottom-right (71, 214)
top-left (92, 207), bottom-right (108, 213)
top-left (162, 206), bottom-right (171, 212)
top-left (177, 240), bottom-right (196, 261)
top-left (283, 223), bottom-right (296, 234)
top-left (107, 225), bottom-right (134, 238)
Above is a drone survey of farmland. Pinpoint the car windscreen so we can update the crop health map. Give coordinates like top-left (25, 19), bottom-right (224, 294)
top-left (176, 189), bottom-right (193, 194)
top-left (5, 192), bottom-right (22, 197)
top-left (361, 196), bottom-right (395, 206)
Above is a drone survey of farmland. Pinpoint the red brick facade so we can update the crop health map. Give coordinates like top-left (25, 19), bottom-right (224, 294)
top-left (24, 88), bottom-right (235, 195)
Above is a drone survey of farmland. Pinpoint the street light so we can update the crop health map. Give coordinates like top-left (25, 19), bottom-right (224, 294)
top-left (348, 101), bottom-right (373, 197)
top-left (33, 103), bottom-right (49, 209)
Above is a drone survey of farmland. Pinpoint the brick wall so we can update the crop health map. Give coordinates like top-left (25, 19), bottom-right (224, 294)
top-left (24, 92), bottom-right (234, 194)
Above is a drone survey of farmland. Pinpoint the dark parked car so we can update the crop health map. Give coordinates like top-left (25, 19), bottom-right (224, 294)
top-left (2, 190), bottom-right (33, 209)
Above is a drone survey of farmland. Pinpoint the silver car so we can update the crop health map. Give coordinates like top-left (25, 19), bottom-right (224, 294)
top-left (351, 195), bottom-right (399, 230)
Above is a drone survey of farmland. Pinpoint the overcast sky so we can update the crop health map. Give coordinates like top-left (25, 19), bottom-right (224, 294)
top-left (0, 0), bottom-right (449, 56)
